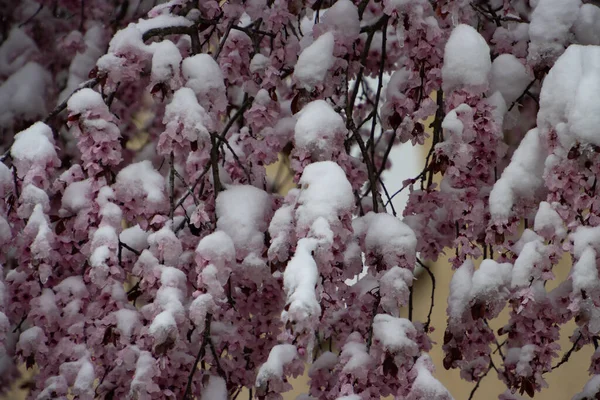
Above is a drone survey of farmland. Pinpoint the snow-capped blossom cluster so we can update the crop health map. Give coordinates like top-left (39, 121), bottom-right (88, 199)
top-left (3, 0), bottom-right (600, 399)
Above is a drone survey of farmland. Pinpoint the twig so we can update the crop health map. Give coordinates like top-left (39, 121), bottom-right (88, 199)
top-left (468, 360), bottom-right (493, 400)
top-left (552, 334), bottom-right (582, 370)
top-left (183, 313), bottom-right (213, 400)
top-left (19, 3), bottom-right (43, 27)
top-left (169, 152), bottom-right (175, 219)
top-left (366, 290), bottom-right (381, 350)
top-left (417, 258), bottom-right (436, 332)
top-left (213, 20), bottom-right (234, 59)
top-left (369, 17), bottom-right (388, 176)
top-left (173, 168), bottom-right (199, 205)
top-left (210, 135), bottom-right (222, 198)
top-left (44, 78), bottom-right (99, 123)
top-left (210, 133), bottom-right (252, 183)
top-left (508, 79), bottom-right (536, 112)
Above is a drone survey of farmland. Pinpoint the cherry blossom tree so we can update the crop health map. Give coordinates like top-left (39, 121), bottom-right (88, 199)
top-left (1, 0), bottom-right (600, 399)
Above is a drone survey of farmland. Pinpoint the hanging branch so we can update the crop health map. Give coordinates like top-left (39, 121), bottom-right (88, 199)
top-left (417, 258), bottom-right (436, 332)
top-left (552, 334), bottom-right (582, 370)
top-left (468, 360), bottom-right (495, 400)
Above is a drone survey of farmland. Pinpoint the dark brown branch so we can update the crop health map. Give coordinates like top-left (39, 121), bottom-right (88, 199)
top-left (173, 167), bottom-right (199, 206)
top-left (143, 25), bottom-right (195, 42)
top-left (44, 78), bottom-right (99, 123)
top-left (210, 133), bottom-right (252, 183)
top-left (183, 313), bottom-right (213, 400)
top-left (417, 258), bottom-right (436, 332)
top-left (468, 360), bottom-right (494, 400)
top-left (552, 334), bottom-right (582, 370)
top-left (210, 134), bottom-right (222, 198)
top-left (213, 20), bottom-right (234, 59)
top-left (169, 152), bottom-right (175, 219)
top-left (19, 3), bottom-right (43, 27)
top-left (366, 290), bottom-right (381, 350)
top-left (508, 79), bottom-right (536, 112)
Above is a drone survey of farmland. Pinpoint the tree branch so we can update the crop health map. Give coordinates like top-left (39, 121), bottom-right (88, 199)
top-left (417, 258), bottom-right (436, 332)
top-left (183, 313), bottom-right (213, 400)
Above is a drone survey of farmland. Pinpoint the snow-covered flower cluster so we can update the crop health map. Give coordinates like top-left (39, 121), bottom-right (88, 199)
top-left (2, 0), bottom-right (600, 399)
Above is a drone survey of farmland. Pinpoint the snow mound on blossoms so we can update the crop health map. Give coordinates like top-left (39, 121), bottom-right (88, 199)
top-left (201, 376), bottom-right (227, 400)
top-left (215, 185), bottom-right (271, 257)
top-left (573, 375), bottom-right (600, 400)
top-left (538, 44), bottom-right (600, 148)
top-left (442, 24), bottom-right (491, 92)
top-left (528, 0), bottom-right (581, 66)
top-left (256, 344), bottom-right (298, 386)
top-left (490, 54), bottom-right (531, 105)
top-left (489, 128), bottom-right (545, 219)
top-left (282, 238), bottom-right (320, 325)
top-left (294, 100), bottom-right (346, 160)
top-left (10, 122), bottom-right (57, 172)
top-left (296, 161), bottom-right (353, 230)
top-left (294, 32), bottom-right (335, 90)
top-left (0, 62), bottom-right (51, 127)
top-left (114, 160), bottom-right (167, 210)
top-left (573, 4), bottom-right (600, 45)
top-left (408, 354), bottom-right (454, 400)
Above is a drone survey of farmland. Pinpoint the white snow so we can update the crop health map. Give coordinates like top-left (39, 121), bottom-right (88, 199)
top-left (372, 314), bottom-right (418, 356)
top-left (447, 259), bottom-right (474, 322)
top-left (321, 0), bottom-right (360, 43)
top-left (442, 24), bottom-right (491, 92)
top-left (358, 212), bottom-right (417, 268)
top-left (294, 32), bottom-right (336, 90)
top-left (72, 359), bottom-right (95, 397)
top-left (113, 309), bottom-right (140, 340)
top-left (149, 39), bottom-right (182, 84)
top-left (10, 122), bottom-right (57, 172)
top-left (119, 225), bottom-right (149, 255)
top-left (18, 185), bottom-right (50, 219)
top-left (340, 333), bottom-right (373, 374)
top-left (296, 161), bottom-right (354, 230)
top-left (61, 179), bottom-right (93, 215)
top-left (572, 246), bottom-right (599, 297)
top-left (149, 310), bottom-right (178, 345)
top-left (538, 45), bottom-right (600, 148)
top-left (182, 54), bottom-right (226, 97)
top-left (533, 201), bottom-right (566, 239)
top-left (309, 351), bottom-right (338, 375)
top-left (0, 27), bottom-right (38, 76)
top-left (489, 128), bottom-right (546, 219)
top-left (573, 375), bottom-right (600, 400)
top-left (0, 62), bottom-right (51, 127)
top-left (115, 160), bottom-right (166, 206)
top-left (256, 344), bottom-right (298, 386)
top-left (511, 238), bottom-right (547, 288)
top-left (201, 376), bottom-right (227, 400)
top-left (249, 53), bottom-right (269, 73)
top-left (294, 100), bottom-right (346, 160)
top-left (441, 104), bottom-right (472, 138)
top-left (407, 354), bottom-right (454, 400)
top-left (471, 259), bottom-right (512, 310)
top-left (282, 238), bottom-right (321, 323)
top-left (196, 231), bottom-right (235, 267)
top-left (215, 185), bottom-right (271, 257)
top-left (189, 293), bottom-right (216, 331)
top-left (55, 276), bottom-right (88, 299)
top-left (572, 4), bottom-right (600, 45)
top-left (380, 266), bottom-right (413, 315)
top-left (59, 24), bottom-right (106, 103)
top-left (163, 87), bottom-right (213, 143)
top-left (571, 225), bottom-right (600, 259)
top-left (490, 54), bottom-right (531, 104)
top-left (528, 0), bottom-right (581, 65)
